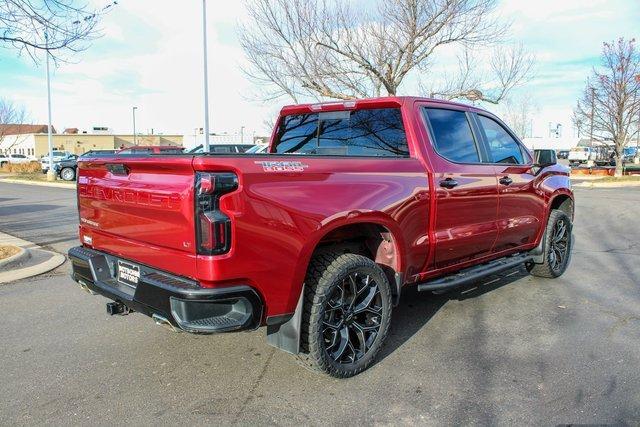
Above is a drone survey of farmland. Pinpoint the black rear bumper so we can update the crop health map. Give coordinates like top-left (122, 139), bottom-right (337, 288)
top-left (68, 246), bottom-right (263, 333)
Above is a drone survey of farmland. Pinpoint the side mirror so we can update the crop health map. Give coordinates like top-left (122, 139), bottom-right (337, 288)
top-left (533, 149), bottom-right (557, 167)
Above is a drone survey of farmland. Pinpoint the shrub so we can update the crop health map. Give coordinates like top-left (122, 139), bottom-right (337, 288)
top-left (0, 161), bottom-right (41, 174)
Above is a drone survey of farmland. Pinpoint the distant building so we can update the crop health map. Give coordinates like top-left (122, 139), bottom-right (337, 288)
top-left (0, 126), bottom-right (183, 157)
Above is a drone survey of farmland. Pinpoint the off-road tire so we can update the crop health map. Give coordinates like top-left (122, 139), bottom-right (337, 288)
top-left (527, 209), bottom-right (572, 278)
top-left (61, 167), bottom-right (76, 181)
top-left (296, 252), bottom-right (392, 378)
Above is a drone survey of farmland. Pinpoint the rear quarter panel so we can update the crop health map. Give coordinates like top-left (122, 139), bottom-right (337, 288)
top-left (193, 156), bottom-right (430, 316)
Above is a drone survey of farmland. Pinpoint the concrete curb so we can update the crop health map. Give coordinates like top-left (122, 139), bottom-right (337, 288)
top-left (574, 180), bottom-right (640, 188)
top-left (0, 245), bottom-right (29, 269)
top-left (0, 232), bottom-right (66, 284)
top-left (0, 177), bottom-right (75, 189)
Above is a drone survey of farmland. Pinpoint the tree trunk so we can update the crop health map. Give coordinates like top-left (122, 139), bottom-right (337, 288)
top-left (615, 154), bottom-right (624, 177)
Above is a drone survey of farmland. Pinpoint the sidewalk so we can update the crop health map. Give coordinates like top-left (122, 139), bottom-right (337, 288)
top-left (0, 232), bottom-right (66, 284)
top-left (0, 176), bottom-right (75, 189)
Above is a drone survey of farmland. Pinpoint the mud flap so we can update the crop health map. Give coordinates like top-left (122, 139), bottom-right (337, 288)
top-left (266, 285), bottom-right (304, 354)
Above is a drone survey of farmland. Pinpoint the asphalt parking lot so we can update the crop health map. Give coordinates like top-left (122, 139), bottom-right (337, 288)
top-left (1, 182), bottom-right (639, 425)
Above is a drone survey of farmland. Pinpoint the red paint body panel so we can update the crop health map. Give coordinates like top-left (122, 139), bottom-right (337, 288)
top-left (75, 96), bottom-right (573, 321)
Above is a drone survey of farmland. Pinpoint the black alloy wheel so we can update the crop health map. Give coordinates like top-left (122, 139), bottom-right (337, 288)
top-left (297, 252), bottom-right (392, 378)
top-left (322, 271), bottom-right (383, 364)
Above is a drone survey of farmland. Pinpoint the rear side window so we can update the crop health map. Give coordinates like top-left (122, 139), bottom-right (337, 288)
top-left (423, 108), bottom-right (479, 163)
top-left (273, 108), bottom-right (408, 157)
top-left (274, 114), bottom-right (319, 154)
top-left (477, 115), bottom-right (525, 164)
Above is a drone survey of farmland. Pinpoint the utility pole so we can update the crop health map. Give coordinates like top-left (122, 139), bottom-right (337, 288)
top-left (45, 32), bottom-right (55, 182)
top-left (132, 106), bottom-right (138, 145)
top-left (201, 0), bottom-right (211, 152)
top-left (589, 86), bottom-right (595, 149)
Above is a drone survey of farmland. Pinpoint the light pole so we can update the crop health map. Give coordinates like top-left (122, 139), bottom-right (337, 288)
top-left (45, 32), bottom-right (55, 181)
top-left (132, 106), bottom-right (138, 145)
top-left (635, 109), bottom-right (640, 164)
top-left (240, 126), bottom-right (245, 144)
top-left (201, 0), bottom-right (211, 152)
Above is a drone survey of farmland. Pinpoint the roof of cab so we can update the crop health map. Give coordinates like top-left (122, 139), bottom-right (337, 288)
top-left (279, 96), bottom-right (489, 115)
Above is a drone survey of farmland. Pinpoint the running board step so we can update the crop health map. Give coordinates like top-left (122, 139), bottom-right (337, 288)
top-left (417, 253), bottom-right (533, 292)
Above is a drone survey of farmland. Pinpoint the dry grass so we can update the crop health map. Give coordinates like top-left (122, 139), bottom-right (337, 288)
top-left (591, 175), bottom-right (640, 183)
top-left (0, 162), bottom-right (41, 174)
top-left (0, 245), bottom-right (21, 260)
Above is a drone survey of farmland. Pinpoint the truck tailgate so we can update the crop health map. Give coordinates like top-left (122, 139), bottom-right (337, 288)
top-left (77, 157), bottom-right (197, 270)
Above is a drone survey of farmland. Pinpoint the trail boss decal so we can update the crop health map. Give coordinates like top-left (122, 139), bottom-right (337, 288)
top-left (255, 161), bottom-right (309, 172)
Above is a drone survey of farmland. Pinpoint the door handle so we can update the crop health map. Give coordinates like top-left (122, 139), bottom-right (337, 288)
top-left (499, 176), bottom-right (513, 186)
top-left (439, 178), bottom-right (459, 189)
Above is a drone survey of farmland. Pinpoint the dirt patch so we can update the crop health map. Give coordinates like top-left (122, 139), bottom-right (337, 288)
top-left (0, 245), bottom-right (21, 260)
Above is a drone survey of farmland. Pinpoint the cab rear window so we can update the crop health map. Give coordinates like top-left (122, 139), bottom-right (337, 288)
top-left (272, 108), bottom-right (409, 157)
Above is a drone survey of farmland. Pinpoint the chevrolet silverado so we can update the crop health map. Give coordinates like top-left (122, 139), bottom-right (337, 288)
top-left (69, 97), bottom-right (574, 377)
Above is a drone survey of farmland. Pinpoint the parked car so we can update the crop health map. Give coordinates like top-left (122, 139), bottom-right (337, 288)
top-left (69, 97), bottom-right (574, 378)
top-left (623, 146), bottom-right (638, 163)
top-left (6, 153), bottom-right (36, 164)
top-left (116, 146), bottom-right (184, 155)
top-left (568, 145), bottom-right (613, 166)
top-left (0, 153), bottom-right (8, 167)
top-left (557, 150), bottom-right (569, 159)
top-left (41, 150), bottom-right (71, 173)
top-left (567, 146), bottom-right (593, 165)
top-left (245, 144), bottom-right (269, 154)
top-left (188, 143), bottom-right (255, 154)
top-left (52, 154), bottom-right (78, 181)
top-left (53, 150), bottom-right (116, 181)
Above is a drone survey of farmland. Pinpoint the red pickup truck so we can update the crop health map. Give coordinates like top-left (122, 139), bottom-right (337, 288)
top-left (69, 97), bottom-right (573, 377)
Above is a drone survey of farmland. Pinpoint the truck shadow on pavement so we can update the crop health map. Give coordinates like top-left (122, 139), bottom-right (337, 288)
top-left (0, 203), bottom-right (61, 216)
top-left (375, 267), bottom-right (530, 364)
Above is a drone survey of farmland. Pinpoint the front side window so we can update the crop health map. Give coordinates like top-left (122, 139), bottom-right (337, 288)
top-left (272, 108), bottom-right (409, 157)
top-left (423, 108), bottom-right (479, 163)
top-left (478, 115), bottom-right (525, 164)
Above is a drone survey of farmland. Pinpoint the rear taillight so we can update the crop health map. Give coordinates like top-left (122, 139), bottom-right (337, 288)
top-left (195, 172), bottom-right (238, 255)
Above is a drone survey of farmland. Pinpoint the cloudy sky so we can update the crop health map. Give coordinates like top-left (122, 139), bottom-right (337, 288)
top-left (0, 0), bottom-right (638, 139)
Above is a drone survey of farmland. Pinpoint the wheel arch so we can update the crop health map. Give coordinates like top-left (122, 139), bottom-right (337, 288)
top-left (268, 217), bottom-right (405, 356)
top-left (532, 190), bottom-right (574, 263)
top-left (295, 216), bottom-right (407, 307)
top-left (548, 191), bottom-right (574, 220)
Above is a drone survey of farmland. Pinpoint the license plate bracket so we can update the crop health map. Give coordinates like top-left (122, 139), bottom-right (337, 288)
top-left (117, 260), bottom-right (140, 289)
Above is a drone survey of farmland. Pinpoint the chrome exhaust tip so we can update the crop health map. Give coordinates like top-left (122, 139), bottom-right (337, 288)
top-left (78, 280), bottom-right (97, 295)
top-left (152, 313), bottom-right (180, 333)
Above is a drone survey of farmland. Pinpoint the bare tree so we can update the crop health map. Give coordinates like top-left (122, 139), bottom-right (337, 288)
top-left (0, 0), bottom-right (116, 63)
top-left (241, 0), bottom-right (512, 103)
top-left (428, 44), bottom-right (534, 104)
top-left (0, 98), bottom-right (29, 154)
top-left (573, 38), bottom-right (640, 176)
top-left (499, 95), bottom-right (537, 139)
